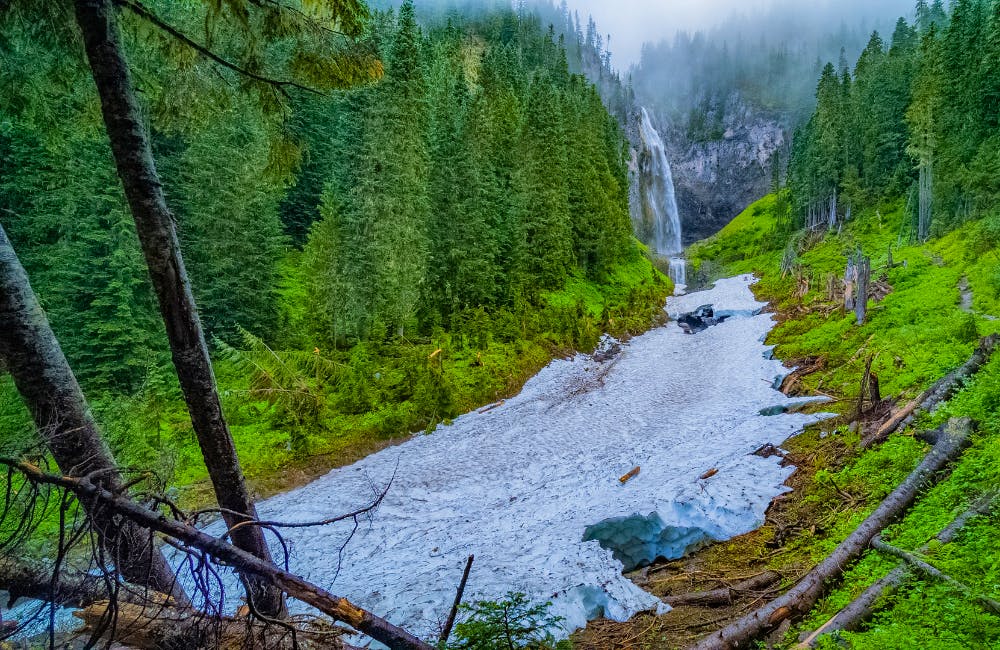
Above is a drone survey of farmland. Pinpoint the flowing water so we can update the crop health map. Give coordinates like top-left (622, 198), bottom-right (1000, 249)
top-left (638, 108), bottom-right (687, 289)
top-left (206, 276), bottom-right (831, 643)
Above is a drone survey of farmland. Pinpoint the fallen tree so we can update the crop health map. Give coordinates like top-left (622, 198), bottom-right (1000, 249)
top-left (687, 417), bottom-right (973, 650)
top-left (796, 491), bottom-right (997, 647)
top-left (72, 599), bottom-right (361, 650)
top-left (1, 459), bottom-right (435, 650)
top-left (663, 571), bottom-right (782, 608)
top-left (870, 535), bottom-right (1000, 614)
top-left (0, 557), bottom-right (124, 610)
top-left (861, 335), bottom-right (997, 448)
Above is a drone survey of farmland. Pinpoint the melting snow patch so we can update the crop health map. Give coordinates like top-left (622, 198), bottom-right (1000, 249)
top-left (193, 274), bottom-right (832, 644)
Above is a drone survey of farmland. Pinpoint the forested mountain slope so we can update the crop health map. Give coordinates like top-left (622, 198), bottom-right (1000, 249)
top-left (629, 0), bottom-right (913, 243)
top-left (0, 1), bottom-right (666, 496)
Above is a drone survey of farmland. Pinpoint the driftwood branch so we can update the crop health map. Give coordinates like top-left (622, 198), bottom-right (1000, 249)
top-left (687, 417), bottom-right (973, 650)
top-left (796, 491), bottom-right (997, 647)
top-left (861, 335), bottom-right (998, 449)
top-left (1, 459), bottom-right (435, 650)
top-left (663, 572), bottom-right (783, 608)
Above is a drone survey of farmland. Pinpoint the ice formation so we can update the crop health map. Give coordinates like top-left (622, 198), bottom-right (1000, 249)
top-left (186, 275), bottom-right (831, 643)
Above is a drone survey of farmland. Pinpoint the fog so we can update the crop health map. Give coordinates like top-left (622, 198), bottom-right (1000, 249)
top-left (563, 0), bottom-right (917, 67)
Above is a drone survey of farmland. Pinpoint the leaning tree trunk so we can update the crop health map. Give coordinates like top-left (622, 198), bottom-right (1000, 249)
top-left (688, 418), bottom-right (972, 650)
top-left (72, 0), bottom-right (284, 616)
top-left (0, 225), bottom-right (184, 602)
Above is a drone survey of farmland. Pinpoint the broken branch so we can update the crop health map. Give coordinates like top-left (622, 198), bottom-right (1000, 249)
top-left (1, 459), bottom-right (435, 650)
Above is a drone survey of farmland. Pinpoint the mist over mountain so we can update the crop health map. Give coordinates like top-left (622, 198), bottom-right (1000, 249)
top-left (629, 0), bottom-right (914, 128)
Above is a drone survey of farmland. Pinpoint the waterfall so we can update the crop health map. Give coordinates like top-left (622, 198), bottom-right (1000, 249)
top-left (638, 107), bottom-right (686, 289)
top-left (669, 257), bottom-right (687, 286)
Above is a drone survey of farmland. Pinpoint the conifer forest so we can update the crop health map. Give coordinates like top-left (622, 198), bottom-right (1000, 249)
top-left (2, 1), bottom-right (1000, 649)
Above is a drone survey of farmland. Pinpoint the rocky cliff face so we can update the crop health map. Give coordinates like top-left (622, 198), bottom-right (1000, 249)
top-left (630, 97), bottom-right (787, 247)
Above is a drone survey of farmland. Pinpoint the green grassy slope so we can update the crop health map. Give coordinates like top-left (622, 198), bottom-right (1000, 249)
top-left (688, 194), bottom-right (1000, 649)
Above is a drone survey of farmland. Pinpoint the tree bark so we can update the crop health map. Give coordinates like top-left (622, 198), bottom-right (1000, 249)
top-left (0, 557), bottom-right (140, 610)
top-left (72, 0), bottom-right (284, 616)
top-left (687, 418), bottom-right (972, 650)
top-left (73, 600), bottom-right (363, 650)
top-left (0, 225), bottom-right (184, 602)
top-left (861, 335), bottom-right (998, 449)
top-left (4, 459), bottom-right (435, 650)
top-left (796, 491), bottom-right (996, 647)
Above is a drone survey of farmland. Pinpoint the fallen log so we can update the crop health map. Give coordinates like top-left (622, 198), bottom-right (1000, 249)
top-left (620, 467), bottom-right (641, 484)
top-left (779, 357), bottom-right (826, 396)
top-left (870, 535), bottom-right (1000, 615)
top-left (73, 599), bottom-right (359, 650)
top-left (663, 572), bottom-right (782, 608)
top-left (861, 335), bottom-right (997, 449)
top-left (796, 492), bottom-right (997, 650)
top-left (796, 491), bottom-right (997, 647)
top-left (0, 557), bottom-right (120, 609)
top-left (687, 417), bottom-right (972, 650)
top-left (1, 459), bottom-right (435, 650)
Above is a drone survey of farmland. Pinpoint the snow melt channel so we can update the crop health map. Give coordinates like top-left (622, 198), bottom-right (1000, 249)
top-left (216, 276), bottom-right (831, 641)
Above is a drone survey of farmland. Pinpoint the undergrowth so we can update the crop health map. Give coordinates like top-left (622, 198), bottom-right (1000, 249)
top-left (686, 194), bottom-right (1000, 649)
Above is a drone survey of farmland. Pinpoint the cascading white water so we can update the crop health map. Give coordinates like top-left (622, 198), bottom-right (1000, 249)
top-left (639, 108), bottom-right (683, 258)
top-left (638, 108), bottom-right (687, 289)
top-left (669, 257), bottom-right (687, 286)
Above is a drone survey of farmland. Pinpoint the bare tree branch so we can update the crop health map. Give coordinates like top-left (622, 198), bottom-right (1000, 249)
top-left (1, 459), bottom-right (435, 650)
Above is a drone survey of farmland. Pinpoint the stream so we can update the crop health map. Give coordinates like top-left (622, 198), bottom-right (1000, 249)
top-left (217, 275), bottom-right (831, 642)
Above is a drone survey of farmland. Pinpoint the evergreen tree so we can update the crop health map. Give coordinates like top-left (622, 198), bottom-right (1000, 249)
top-left (517, 72), bottom-right (572, 291)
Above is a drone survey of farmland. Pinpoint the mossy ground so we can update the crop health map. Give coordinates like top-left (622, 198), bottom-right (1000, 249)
top-left (577, 196), bottom-right (1000, 649)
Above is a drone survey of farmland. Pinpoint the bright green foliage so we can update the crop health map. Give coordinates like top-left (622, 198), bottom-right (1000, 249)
top-left (0, 1), bottom-right (665, 499)
top-left (690, 190), bottom-right (1000, 648)
top-left (791, 0), bottom-right (1000, 237)
top-left (447, 592), bottom-right (571, 650)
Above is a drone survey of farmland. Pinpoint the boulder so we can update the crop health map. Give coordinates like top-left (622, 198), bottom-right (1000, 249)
top-left (677, 304), bottom-right (731, 334)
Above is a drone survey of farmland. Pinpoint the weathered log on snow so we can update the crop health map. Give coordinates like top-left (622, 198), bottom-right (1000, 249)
top-left (687, 417), bottom-right (972, 650)
top-left (861, 335), bottom-right (998, 449)
top-left (1, 460), bottom-right (435, 650)
top-left (663, 572), bottom-right (782, 608)
top-left (796, 491), bottom-right (997, 647)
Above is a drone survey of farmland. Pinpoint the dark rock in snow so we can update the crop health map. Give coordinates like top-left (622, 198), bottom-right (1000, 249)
top-left (592, 336), bottom-right (623, 362)
top-left (677, 304), bottom-right (731, 334)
